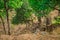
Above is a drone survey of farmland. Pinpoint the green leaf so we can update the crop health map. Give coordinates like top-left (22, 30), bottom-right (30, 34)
top-left (0, 10), bottom-right (6, 18)
top-left (8, 0), bottom-right (23, 9)
top-left (0, 0), bottom-right (4, 10)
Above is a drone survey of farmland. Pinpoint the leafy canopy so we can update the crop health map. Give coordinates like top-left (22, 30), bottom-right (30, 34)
top-left (0, 0), bottom-right (23, 18)
top-left (12, 4), bottom-right (32, 24)
top-left (29, 0), bottom-right (60, 11)
top-left (28, 0), bottom-right (60, 17)
top-left (8, 0), bottom-right (23, 9)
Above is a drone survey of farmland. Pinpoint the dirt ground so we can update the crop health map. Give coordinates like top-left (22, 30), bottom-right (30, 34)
top-left (0, 23), bottom-right (60, 40)
top-left (0, 33), bottom-right (60, 40)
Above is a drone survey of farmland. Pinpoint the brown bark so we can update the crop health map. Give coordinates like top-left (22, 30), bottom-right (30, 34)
top-left (0, 15), bottom-right (6, 34)
top-left (3, 0), bottom-right (11, 35)
top-left (46, 17), bottom-right (53, 33)
top-left (37, 17), bottom-right (41, 30)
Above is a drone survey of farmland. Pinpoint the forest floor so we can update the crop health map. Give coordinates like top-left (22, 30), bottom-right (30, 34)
top-left (0, 24), bottom-right (60, 40)
top-left (0, 33), bottom-right (60, 40)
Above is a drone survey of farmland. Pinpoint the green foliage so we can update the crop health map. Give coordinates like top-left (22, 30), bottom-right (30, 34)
top-left (0, 0), bottom-right (4, 10)
top-left (28, 0), bottom-right (51, 17)
top-left (0, 0), bottom-right (60, 25)
top-left (0, 0), bottom-right (23, 17)
top-left (12, 5), bottom-right (32, 24)
top-left (29, 0), bottom-right (49, 11)
top-left (28, 0), bottom-right (60, 17)
top-left (0, 0), bottom-right (24, 25)
top-left (8, 0), bottom-right (23, 9)
top-left (52, 16), bottom-right (60, 25)
top-left (0, 10), bottom-right (6, 18)
top-left (0, 0), bottom-right (23, 9)
top-left (29, 0), bottom-right (60, 11)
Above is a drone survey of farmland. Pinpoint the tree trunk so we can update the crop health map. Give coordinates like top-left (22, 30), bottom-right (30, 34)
top-left (4, 0), bottom-right (11, 35)
top-left (0, 16), bottom-right (6, 34)
top-left (38, 17), bottom-right (41, 30)
top-left (46, 17), bottom-right (53, 33)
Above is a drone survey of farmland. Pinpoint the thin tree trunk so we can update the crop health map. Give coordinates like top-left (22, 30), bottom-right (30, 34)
top-left (38, 17), bottom-right (41, 30)
top-left (3, 0), bottom-right (11, 35)
top-left (0, 15), bottom-right (6, 34)
top-left (46, 17), bottom-right (53, 33)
